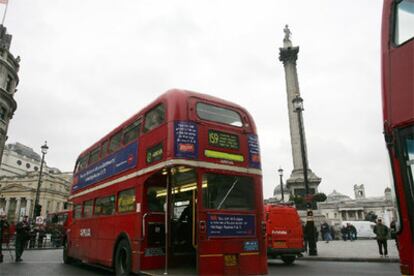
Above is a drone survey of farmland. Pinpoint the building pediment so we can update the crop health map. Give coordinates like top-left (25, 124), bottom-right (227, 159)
top-left (0, 183), bottom-right (33, 193)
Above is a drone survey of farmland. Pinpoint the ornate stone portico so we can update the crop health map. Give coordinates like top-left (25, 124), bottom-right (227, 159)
top-left (0, 142), bottom-right (72, 222)
top-left (0, 172), bottom-right (71, 222)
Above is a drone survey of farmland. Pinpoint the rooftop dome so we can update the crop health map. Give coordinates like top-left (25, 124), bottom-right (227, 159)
top-left (326, 189), bottom-right (351, 202)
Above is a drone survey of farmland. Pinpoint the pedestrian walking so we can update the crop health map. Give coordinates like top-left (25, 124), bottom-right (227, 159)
top-left (0, 213), bottom-right (10, 263)
top-left (373, 218), bottom-right (389, 257)
top-left (330, 224), bottom-right (336, 240)
top-left (15, 215), bottom-right (31, 262)
top-left (320, 221), bottom-right (332, 243)
top-left (341, 225), bottom-right (347, 241)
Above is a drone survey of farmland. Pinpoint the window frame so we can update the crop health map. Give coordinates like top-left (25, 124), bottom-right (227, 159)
top-left (123, 118), bottom-right (142, 145)
top-left (392, 0), bottom-right (414, 47)
top-left (201, 172), bottom-right (255, 211)
top-left (108, 131), bottom-right (123, 154)
top-left (73, 204), bottom-right (83, 219)
top-left (144, 104), bottom-right (166, 133)
top-left (88, 147), bottom-right (100, 165)
top-left (117, 188), bottom-right (136, 213)
top-left (83, 199), bottom-right (94, 218)
top-left (94, 195), bottom-right (116, 216)
top-left (196, 102), bottom-right (243, 128)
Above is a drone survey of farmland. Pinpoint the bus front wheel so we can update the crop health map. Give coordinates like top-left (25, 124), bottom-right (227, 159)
top-left (114, 239), bottom-right (132, 276)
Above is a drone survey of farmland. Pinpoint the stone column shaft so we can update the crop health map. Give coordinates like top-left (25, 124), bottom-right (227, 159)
top-left (280, 46), bottom-right (309, 171)
top-left (15, 197), bottom-right (21, 221)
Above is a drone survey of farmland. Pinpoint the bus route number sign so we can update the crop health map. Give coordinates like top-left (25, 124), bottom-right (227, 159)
top-left (208, 130), bottom-right (239, 150)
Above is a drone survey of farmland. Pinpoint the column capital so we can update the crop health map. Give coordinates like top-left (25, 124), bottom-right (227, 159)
top-left (279, 46), bottom-right (299, 65)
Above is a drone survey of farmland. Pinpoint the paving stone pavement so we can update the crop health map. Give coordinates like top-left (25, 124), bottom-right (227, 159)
top-left (300, 239), bottom-right (399, 262)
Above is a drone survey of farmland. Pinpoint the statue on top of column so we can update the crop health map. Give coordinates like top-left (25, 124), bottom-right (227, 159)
top-left (283, 24), bottom-right (292, 47)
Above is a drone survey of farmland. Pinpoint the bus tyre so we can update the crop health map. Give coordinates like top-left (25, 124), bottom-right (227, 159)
top-left (63, 240), bottom-right (74, 264)
top-left (281, 255), bottom-right (296, 265)
top-left (115, 239), bottom-right (132, 276)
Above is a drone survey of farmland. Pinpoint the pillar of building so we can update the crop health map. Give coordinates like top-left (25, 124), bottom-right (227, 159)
top-left (278, 25), bottom-right (321, 196)
top-left (26, 198), bottom-right (32, 217)
top-left (4, 197), bottom-right (10, 214)
top-left (15, 197), bottom-right (21, 221)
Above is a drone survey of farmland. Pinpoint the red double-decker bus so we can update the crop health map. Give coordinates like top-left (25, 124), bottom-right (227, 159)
top-left (381, 0), bottom-right (414, 274)
top-left (64, 89), bottom-right (268, 275)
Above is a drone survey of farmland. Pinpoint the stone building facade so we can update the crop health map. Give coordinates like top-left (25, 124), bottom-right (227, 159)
top-left (0, 143), bottom-right (72, 222)
top-left (0, 25), bottom-right (20, 167)
top-left (317, 184), bottom-right (396, 226)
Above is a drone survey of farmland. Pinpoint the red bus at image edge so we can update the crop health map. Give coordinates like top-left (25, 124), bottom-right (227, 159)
top-left (381, 0), bottom-right (414, 274)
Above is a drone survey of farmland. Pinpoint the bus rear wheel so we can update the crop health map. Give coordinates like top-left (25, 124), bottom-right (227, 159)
top-left (63, 239), bottom-right (75, 264)
top-left (281, 255), bottom-right (296, 265)
top-left (115, 239), bottom-right (132, 276)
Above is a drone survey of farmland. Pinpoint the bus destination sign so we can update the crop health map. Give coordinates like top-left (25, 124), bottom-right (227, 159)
top-left (207, 214), bottom-right (255, 237)
top-left (208, 130), bottom-right (239, 150)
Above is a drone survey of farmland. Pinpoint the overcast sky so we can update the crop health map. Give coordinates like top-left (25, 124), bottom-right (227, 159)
top-left (2, 1), bottom-right (390, 199)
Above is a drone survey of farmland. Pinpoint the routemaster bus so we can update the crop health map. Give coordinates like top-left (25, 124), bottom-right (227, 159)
top-left (381, 0), bottom-right (414, 274)
top-left (64, 89), bottom-right (268, 275)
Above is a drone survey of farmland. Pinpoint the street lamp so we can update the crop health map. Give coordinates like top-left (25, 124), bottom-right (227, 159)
top-left (278, 167), bottom-right (284, 202)
top-left (32, 141), bottom-right (48, 222)
top-left (292, 94), bottom-right (317, 256)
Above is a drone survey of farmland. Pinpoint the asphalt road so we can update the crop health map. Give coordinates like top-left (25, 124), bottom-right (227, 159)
top-left (0, 249), bottom-right (401, 275)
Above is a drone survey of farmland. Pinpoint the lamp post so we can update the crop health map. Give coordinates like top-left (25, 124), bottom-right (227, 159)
top-left (32, 141), bottom-right (48, 222)
top-left (292, 95), bottom-right (317, 256)
top-left (278, 167), bottom-right (284, 202)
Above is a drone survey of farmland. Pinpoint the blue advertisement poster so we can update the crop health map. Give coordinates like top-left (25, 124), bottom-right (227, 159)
top-left (248, 134), bottom-right (261, 169)
top-left (207, 214), bottom-right (256, 237)
top-left (174, 121), bottom-right (198, 159)
top-left (72, 141), bottom-right (138, 192)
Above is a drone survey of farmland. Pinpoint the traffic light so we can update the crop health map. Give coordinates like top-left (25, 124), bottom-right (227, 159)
top-left (34, 204), bottom-right (42, 217)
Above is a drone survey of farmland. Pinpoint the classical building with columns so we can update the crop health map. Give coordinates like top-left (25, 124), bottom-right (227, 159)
top-left (0, 142), bottom-right (72, 222)
top-left (317, 184), bottom-right (396, 226)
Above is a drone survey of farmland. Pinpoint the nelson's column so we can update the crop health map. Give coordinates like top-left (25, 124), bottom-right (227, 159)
top-left (0, 25), bottom-right (20, 167)
top-left (279, 25), bottom-right (321, 199)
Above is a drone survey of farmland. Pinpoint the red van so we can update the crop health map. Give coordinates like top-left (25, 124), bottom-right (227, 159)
top-left (265, 204), bottom-right (305, 264)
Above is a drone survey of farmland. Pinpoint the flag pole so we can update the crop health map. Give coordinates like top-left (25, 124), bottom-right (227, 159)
top-left (1, 1), bottom-right (8, 26)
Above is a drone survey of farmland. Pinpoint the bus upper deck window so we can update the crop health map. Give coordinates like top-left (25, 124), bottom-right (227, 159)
top-left (144, 104), bottom-right (165, 132)
top-left (394, 0), bottom-right (414, 45)
top-left (88, 147), bottom-right (100, 165)
top-left (123, 119), bottom-right (141, 145)
top-left (196, 102), bottom-right (243, 127)
top-left (108, 131), bottom-right (122, 154)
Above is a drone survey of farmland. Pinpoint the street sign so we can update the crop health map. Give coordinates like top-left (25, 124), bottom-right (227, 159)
top-left (35, 216), bottom-right (44, 225)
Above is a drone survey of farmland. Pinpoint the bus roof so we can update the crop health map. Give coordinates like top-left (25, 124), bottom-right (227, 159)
top-left (77, 88), bottom-right (256, 159)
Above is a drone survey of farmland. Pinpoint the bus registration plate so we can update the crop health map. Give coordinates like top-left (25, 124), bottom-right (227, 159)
top-left (224, 254), bottom-right (237, 266)
top-left (273, 241), bottom-right (287, 248)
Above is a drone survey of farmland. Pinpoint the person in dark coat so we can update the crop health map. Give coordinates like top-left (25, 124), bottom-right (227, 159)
top-left (341, 225), bottom-right (348, 241)
top-left (304, 222), bottom-right (318, 255)
top-left (0, 214), bottom-right (10, 263)
top-left (373, 219), bottom-right (389, 257)
top-left (15, 216), bottom-right (31, 262)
